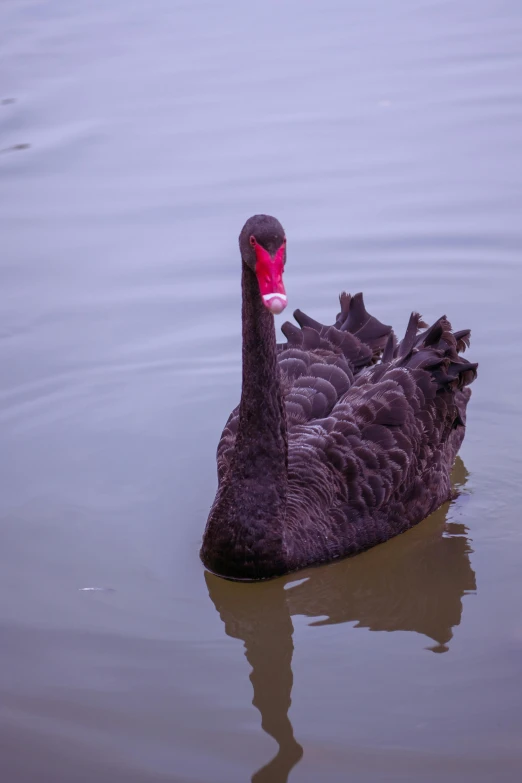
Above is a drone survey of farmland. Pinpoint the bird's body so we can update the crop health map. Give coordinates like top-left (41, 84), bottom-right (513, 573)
top-left (200, 215), bottom-right (477, 581)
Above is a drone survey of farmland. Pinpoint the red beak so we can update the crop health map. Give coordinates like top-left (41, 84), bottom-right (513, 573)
top-left (252, 241), bottom-right (287, 314)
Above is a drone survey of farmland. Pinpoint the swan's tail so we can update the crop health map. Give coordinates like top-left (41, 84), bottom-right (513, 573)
top-left (392, 313), bottom-right (477, 392)
top-left (388, 313), bottom-right (477, 448)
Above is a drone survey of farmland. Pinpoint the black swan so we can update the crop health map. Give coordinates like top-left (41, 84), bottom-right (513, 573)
top-left (200, 214), bottom-right (477, 581)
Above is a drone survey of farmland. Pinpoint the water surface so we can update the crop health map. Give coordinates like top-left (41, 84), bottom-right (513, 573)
top-left (1, 1), bottom-right (522, 781)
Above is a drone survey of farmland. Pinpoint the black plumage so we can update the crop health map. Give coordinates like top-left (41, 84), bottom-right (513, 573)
top-left (200, 215), bottom-right (477, 581)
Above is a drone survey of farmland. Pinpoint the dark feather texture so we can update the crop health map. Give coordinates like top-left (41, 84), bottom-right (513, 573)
top-left (200, 216), bottom-right (477, 581)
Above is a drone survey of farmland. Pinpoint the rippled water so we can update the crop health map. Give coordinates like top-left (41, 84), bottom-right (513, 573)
top-left (1, 1), bottom-right (522, 781)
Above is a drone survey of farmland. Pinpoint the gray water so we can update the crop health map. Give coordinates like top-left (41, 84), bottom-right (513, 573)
top-left (1, 1), bottom-right (522, 781)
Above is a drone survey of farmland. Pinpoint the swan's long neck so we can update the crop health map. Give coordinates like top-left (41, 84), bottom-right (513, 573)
top-left (202, 263), bottom-right (288, 580)
top-left (234, 262), bottom-right (288, 478)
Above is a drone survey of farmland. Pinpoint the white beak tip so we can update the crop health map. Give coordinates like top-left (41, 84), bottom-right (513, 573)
top-left (262, 293), bottom-right (288, 314)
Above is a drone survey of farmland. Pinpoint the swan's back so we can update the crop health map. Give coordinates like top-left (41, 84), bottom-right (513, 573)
top-left (281, 296), bottom-right (476, 568)
top-left (213, 291), bottom-right (476, 574)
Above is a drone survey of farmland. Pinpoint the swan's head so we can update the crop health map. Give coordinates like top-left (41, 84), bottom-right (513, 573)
top-left (239, 214), bottom-right (287, 315)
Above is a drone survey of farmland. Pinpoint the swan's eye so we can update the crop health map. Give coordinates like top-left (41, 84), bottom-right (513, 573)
top-left (249, 235), bottom-right (257, 247)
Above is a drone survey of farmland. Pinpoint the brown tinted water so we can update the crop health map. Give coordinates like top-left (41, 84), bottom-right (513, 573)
top-left (1, 1), bottom-right (522, 781)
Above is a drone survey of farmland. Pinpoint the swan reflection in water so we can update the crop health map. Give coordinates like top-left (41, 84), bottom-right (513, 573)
top-left (204, 457), bottom-right (476, 783)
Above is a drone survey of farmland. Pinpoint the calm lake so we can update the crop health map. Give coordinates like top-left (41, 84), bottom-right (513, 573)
top-left (1, 1), bottom-right (522, 781)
